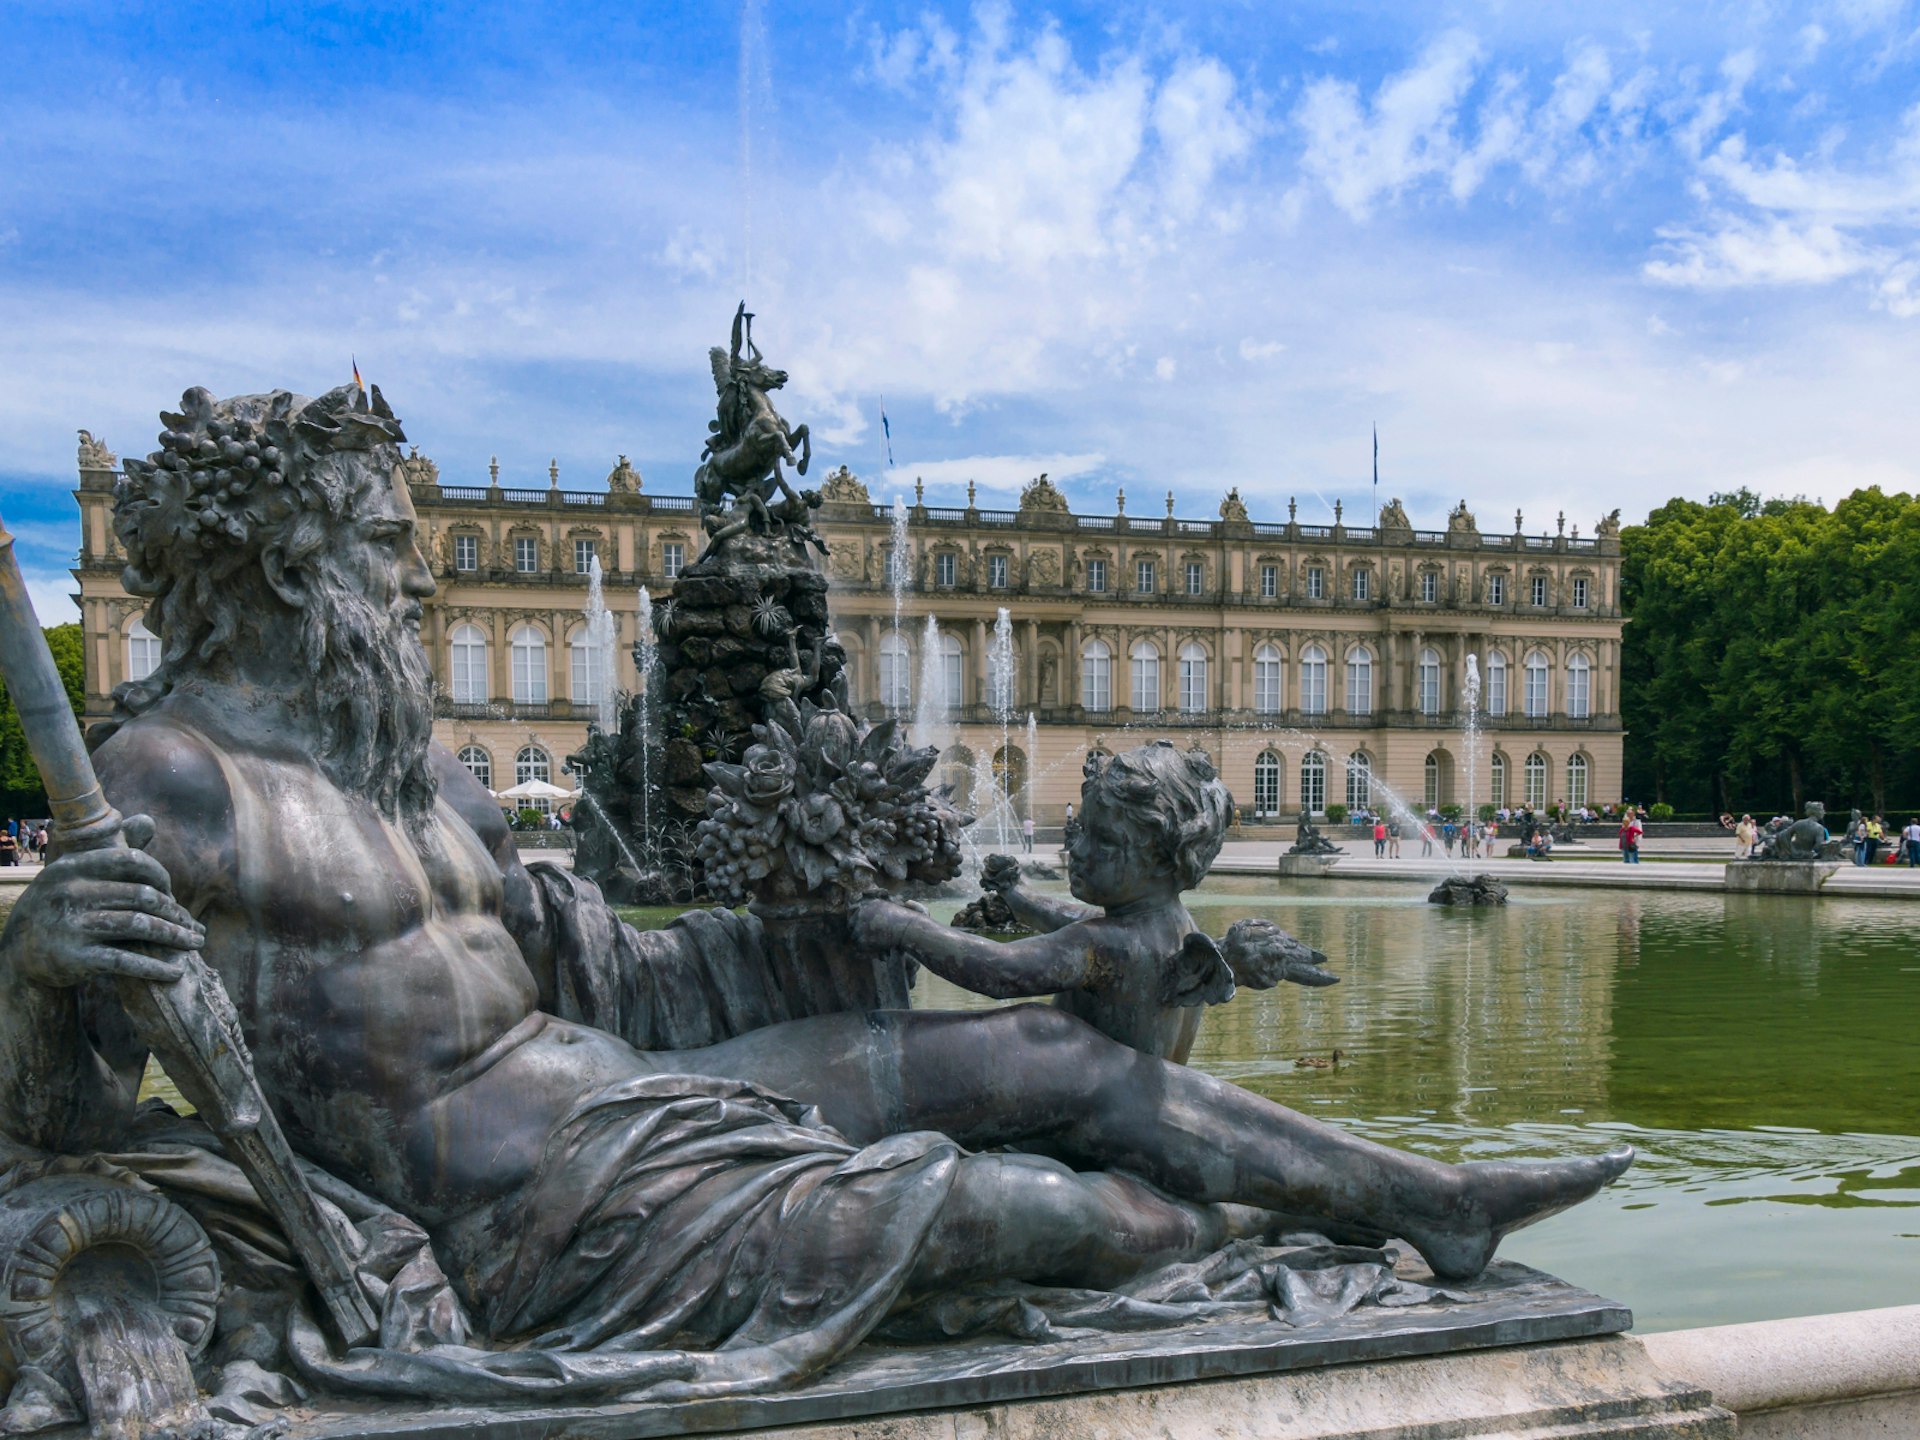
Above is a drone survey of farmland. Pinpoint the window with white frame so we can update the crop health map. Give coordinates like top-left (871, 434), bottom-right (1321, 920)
top-left (662, 543), bottom-right (684, 579)
top-left (1420, 571), bottom-right (1438, 603)
top-left (1300, 752), bottom-right (1327, 814)
top-left (514, 537), bottom-right (538, 573)
top-left (1486, 650), bottom-right (1508, 716)
top-left (457, 745), bottom-right (491, 791)
top-left (1346, 752), bottom-right (1371, 811)
top-left (1487, 574), bottom-right (1506, 606)
top-left (885, 549), bottom-right (908, 588)
top-left (1185, 561), bottom-right (1204, 596)
top-left (510, 625), bottom-right (548, 704)
top-left (1417, 646), bottom-right (1441, 715)
top-left (1524, 650), bottom-right (1550, 718)
top-left (1531, 575), bottom-right (1548, 606)
top-left (1524, 752), bottom-right (1548, 808)
top-left (1351, 568), bottom-right (1371, 601)
top-left (1300, 644), bottom-right (1328, 715)
top-left (1260, 563), bottom-right (1278, 598)
top-left (1566, 652), bottom-right (1591, 718)
top-left (1489, 753), bottom-right (1508, 809)
top-left (573, 538), bottom-right (596, 575)
top-left (1253, 752), bottom-right (1282, 817)
top-left (126, 617), bottom-right (160, 682)
top-left (988, 554), bottom-right (1009, 589)
top-left (935, 552), bottom-right (957, 587)
top-left (1306, 566), bottom-right (1325, 600)
top-left (1136, 559), bottom-right (1156, 594)
top-left (1567, 754), bottom-right (1590, 808)
top-left (515, 746), bottom-right (552, 811)
top-left (1425, 753), bottom-right (1441, 810)
top-left (453, 534), bottom-right (478, 572)
top-left (1082, 640), bottom-right (1112, 712)
top-left (1572, 576), bottom-right (1589, 608)
top-left (1345, 647), bottom-right (1372, 716)
top-left (1253, 643), bottom-right (1283, 714)
top-left (879, 632), bottom-right (912, 709)
top-left (1086, 558), bottom-right (1107, 593)
top-left (1178, 643), bottom-right (1208, 713)
top-left (1130, 640), bottom-right (1160, 712)
top-left (939, 634), bottom-right (964, 711)
top-left (570, 628), bottom-right (605, 708)
top-left (449, 623), bottom-right (488, 704)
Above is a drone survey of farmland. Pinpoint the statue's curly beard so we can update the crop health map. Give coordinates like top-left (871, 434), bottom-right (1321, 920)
top-left (301, 567), bottom-right (438, 831)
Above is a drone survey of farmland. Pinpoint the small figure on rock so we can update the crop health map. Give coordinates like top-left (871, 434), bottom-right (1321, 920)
top-left (1289, 815), bottom-right (1341, 857)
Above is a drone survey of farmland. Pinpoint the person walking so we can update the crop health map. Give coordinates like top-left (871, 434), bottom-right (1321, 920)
top-left (1372, 819), bottom-right (1387, 857)
top-left (1734, 814), bottom-right (1757, 860)
top-left (1442, 819), bottom-right (1458, 855)
top-left (1022, 813), bottom-right (1035, 854)
top-left (1848, 811), bottom-right (1870, 866)
top-left (1903, 817), bottom-right (1920, 868)
top-left (1387, 820), bottom-right (1401, 858)
top-left (1618, 807), bottom-right (1642, 865)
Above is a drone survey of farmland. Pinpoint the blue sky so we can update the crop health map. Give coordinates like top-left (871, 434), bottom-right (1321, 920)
top-left (5, 0), bottom-right (1920, 622)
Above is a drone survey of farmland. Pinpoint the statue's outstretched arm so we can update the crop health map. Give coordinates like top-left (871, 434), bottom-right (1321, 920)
top-left (979, 855), bottom-right (1094, 934)
top-left (851, 898), bottom-right (1092, 1000)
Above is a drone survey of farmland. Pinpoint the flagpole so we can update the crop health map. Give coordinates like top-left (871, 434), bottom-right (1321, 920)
top-left (1372, 424), bottom-right (1378, 524)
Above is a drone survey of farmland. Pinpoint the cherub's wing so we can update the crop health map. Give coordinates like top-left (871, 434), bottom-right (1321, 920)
top-left (1161, 932), bottom-right (1236, 1009)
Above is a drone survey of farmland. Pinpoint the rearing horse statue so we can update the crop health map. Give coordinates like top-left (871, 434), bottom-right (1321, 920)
top-left (696, 303), bottom-right (811, 532)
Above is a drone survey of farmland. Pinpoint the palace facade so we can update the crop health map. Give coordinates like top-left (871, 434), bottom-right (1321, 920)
top-left (71, 440), bottom-right (1625, 826)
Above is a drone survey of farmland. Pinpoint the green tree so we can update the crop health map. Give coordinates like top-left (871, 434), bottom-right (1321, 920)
top-left (0, 622), bottom-right (86, 817)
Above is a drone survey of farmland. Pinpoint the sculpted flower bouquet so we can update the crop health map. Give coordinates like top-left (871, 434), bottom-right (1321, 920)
top-left (693, 700), bottom-right (969, 909)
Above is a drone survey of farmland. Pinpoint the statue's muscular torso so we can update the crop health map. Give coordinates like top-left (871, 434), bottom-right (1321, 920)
top-left (93, 696), bottom-right (662, 1225)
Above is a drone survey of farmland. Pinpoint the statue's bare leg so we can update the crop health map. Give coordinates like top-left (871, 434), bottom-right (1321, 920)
top-left (670, 1006), bottom-right (1632, 1280)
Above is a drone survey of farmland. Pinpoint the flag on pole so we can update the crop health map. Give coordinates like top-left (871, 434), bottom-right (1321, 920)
top-left (1372, 424), bottom-right (1379, 518)
top-left (881, 402), bottom-right (895, 467)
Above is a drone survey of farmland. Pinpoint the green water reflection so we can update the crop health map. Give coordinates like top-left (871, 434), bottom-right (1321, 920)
top-left (918, 878), bottom-right (1920, 1332)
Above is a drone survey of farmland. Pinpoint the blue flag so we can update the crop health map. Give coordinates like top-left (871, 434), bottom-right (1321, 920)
top-left (881, 405), bottom-right (895, 466)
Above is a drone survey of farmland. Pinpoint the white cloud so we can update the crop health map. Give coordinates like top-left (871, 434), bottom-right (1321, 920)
top-left (1645, 215), bottom-right (1878, 286)
top-left (1238, 337), bottom-right (1285, 360)
top-left (1154, 355), bottom-right (1176, 380)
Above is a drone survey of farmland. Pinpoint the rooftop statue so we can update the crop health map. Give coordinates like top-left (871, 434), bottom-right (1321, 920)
top-left (0, 380), bottom-right (1631, 1435)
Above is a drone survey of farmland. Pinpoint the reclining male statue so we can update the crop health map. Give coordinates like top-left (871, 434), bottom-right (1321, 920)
top-left (0, 384), bottom-right (1630, 1406)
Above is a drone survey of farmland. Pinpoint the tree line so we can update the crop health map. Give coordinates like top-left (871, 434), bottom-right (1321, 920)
top-left (0, 623), bottom-right (84, 819)
top-left (1621, 488), bottom-right (1920, 818)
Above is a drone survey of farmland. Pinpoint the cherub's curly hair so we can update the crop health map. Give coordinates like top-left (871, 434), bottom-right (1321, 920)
top-left (1083, 740), bottom-right (1233, 889)
top-left (110, 383), bottom-right (405, 714)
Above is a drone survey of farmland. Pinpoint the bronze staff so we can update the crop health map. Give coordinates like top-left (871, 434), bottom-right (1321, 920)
top-left (0, 511), bottom-right (376, 1349)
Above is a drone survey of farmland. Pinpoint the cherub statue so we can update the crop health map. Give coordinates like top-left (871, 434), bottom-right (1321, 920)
top-left (857, 741), bottom-right (1335, 1062)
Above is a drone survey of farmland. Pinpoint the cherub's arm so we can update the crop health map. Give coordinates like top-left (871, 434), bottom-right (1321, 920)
top-left (979, 853), bottom-right (1095, 934)
top-left (852, 897), bottom-right (1093, 1000)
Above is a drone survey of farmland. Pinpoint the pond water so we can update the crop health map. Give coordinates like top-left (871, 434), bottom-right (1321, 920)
top-left (920, 877), bottom-right (1920, 1332)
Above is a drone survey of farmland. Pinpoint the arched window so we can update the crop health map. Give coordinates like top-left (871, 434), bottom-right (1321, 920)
top-left (126, 616), bottom-right (160, 682)
top-left (1567, 753), bottom-right (1590, 808)
top-left (515, 745), bottom-right (554, 815)
top-left (1566, 652), bottom-right (1591, 719)
top-left (569, 627), bottom-right (606, 709)
top-left (940, 634), bottom-right (964, 712)
top-left (1178, 642), bottom-right (1208, 713)
top-left (1345, 752), bottom-right (1371, 811)
top-left (1489, 753), bottom-right (1508, 809)
top-left (1253, 752), bottom-right (1283, 817)
top-left (1523, 650), bottom-right (1550, 718)
top-left (1300, 644), bottom-right (1328, 716)
top-left (1253, 643), bottom-right (1283, 715)
top-left (1524, 752), bottom-right (1548, 808)
top-left (1130, 640), bottom-right (1160, 713)
top-left (879, 631), bottom-right (912, 710)
top-left (1082, 640), bottom-right (1112, 712)
top-left (449, 623), bottom-right (489, 704)
top-left (457, 745), bottom-right (492, 791)
top-left (1424, 751), bottom-right (1446, 809)
top-left (1345, 646), bottom-right (1372, 716)
top-left (510, 625), bottom-right (548, 705)
top-left (1485, 650), bottom-right (1508, 716)
top-left (1417, 646), bottom-right (1441, 716)
top-left (1300, 752), bottom-right (1327, 814)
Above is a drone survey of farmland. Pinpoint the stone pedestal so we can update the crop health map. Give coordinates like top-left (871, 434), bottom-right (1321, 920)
top-left (1277, 855), bottom-right (1338, 877)
top-left (1724, 861), bottom-right (1840, 895)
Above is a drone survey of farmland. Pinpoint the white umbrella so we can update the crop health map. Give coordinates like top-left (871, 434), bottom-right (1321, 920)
top-left (496, 778), bottom-right (578, 801)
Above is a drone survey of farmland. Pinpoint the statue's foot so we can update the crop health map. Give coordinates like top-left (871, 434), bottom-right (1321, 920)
top-left (1406, 1144), bottom-right (1634, 1281)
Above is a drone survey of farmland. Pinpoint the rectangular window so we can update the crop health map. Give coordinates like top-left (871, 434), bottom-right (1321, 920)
top-left (662, 543), bottom-right (684, 579)
top-left (1260, 564), bottom-right (1277, 599)
top-left (1082, 651), bottom-right (1111, 711)
top-left (1254, 654), bottom-right (1281, 713)
top-left (886, 550), bottom-right (908, 587)
top-left (1130, 651), bottom-right (1159, 711)
top-left (1179, 653), bottom-right (1207, 712)
top-left (1420, 571), bottom-right (1437, 603)
top-left (573, 538), bottom-right (596, 576)
top-left (1572, 577), bottom-right (1589, 608)
top-left (936, 552), bottom-right (956, 587)
top-left (1306, 567), bottom-right (1324, 600)
top-left (1351, 569), bottom-right (1370, 601)
top-left (1136, 559), bottom-right (1155, 594)
top-left (1087, 558), bottom-right (1107, 593)
top-left (988, 555), bottom-right (1009, 589)
top-left (454, 534), bottom-right (478, 572)
top-left (514, 537), bottom-right (538, 573)
top-left (1185, 562), bottom-right (1204, 596)
top-left (1531, 576), bottom-right (1548, 606)
top-left (1487, 574), bottom-right (1506, 606)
